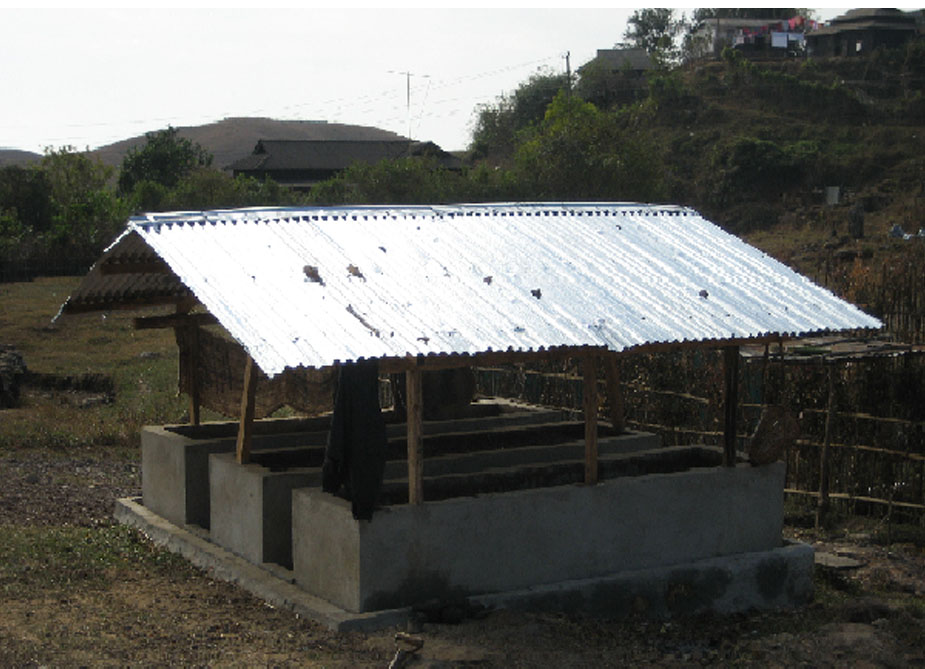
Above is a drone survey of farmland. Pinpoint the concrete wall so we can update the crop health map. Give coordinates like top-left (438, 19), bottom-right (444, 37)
top-left (141, 422), bottom-right (325, 529)
top-left (142, 404), bottom-right (574, 529)
top-left (209, 452), bottom-right (321, 568)
top-left (292, 462), bottom-right (786, 613)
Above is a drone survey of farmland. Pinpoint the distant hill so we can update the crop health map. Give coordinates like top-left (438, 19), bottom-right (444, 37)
top-left (89, 118), bottom-right (409, 172)
top-left (0, 149), bottom-right (41, 168)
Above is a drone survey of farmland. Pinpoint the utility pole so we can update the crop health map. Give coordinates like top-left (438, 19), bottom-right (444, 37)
top-left (564, 51), bottom-right (571, 100)
top-left (388, 70), bottom-right (430, 140)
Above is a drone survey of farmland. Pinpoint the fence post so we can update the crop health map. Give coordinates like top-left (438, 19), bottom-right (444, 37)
top-left (816, 362), bottom-right (834, 529)
top-left (723, 346), bottom-right (740, 467)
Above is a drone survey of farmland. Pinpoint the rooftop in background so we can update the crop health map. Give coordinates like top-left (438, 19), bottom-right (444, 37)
top-left (229, 139), bottom-right (463, 190)
top-left (90, 118), bottom-right (409, 171)
top-left (60, 202), bottom-right (882, 377)
top-left (585, 48), bottom-right (653, 72)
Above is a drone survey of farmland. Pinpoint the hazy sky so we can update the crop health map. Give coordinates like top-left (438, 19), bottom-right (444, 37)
top-left (0, 7), bottom-right (866, 154)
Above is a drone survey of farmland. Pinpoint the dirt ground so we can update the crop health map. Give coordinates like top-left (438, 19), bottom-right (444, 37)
top-left (1, 449), bottom-right (923, 668)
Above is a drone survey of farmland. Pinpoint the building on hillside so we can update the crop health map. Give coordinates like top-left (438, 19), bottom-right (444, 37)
top-left (689, 15), bottom-right (817, 59)
top-left (577, 49), bottom-right (653, 106)
top-left (229, 139), bottom-right (463, 191)
top-left (806, 8), bottom-right (919, 58)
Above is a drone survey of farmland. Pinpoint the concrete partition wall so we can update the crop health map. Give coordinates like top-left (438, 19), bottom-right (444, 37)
top-left (292, 463), bottom-right (786, 613)
top-left (209, 452), bottom-right (322, 568)
top-left (141, 422), bottom-right (327, 529)
top-left (141, 404), bottom-right (574, 530)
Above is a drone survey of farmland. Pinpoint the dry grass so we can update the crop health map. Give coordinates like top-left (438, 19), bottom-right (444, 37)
top-left (0, 276), bottom-right (195, 454)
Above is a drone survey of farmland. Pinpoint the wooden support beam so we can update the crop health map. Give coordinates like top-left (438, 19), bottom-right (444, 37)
top-left (134, 312), bottom-right (217, 330)
top-left (583, 355), bottom-right (599, 485)
top-left (405, 367), bottom-right (424, 505)
top-left (603, 353), bottom-right (625, 434)
top-left (723, 346), bottom-right (740, 467)
top-left (235, 355), bottom-right (259, 464)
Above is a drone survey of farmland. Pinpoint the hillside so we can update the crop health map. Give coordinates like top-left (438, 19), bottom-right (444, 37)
top-left (653, 51), bottom-right (925, 340)
top-left (0, 148), bottom-right (41, 168)
top-left (0, 118), bottom-right (408, 172)
top-left (89, 117), bottom-right (408, 171)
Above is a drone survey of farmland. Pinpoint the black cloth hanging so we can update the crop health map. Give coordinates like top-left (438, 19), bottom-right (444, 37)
top-left (322, 361), bottom-right (387, 520)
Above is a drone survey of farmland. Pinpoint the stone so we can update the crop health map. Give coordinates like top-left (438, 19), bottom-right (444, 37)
top-left (0, 345), bottom-right (27, 408)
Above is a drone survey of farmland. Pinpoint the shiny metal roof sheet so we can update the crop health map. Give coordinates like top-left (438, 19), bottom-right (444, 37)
top-left (65, 203), bottom-right (882, 376)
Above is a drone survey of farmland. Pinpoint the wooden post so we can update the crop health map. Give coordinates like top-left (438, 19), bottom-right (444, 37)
top-left (583, 355), bottom-right (599, 485)
top-left (187, 323), bottom-right (201, 426)
top-left (603, 354), bottom-right (625, 434)
top-left (174, 302), bottom-right (201, 426)
top-left (816, 362), bottom-right (835, 529)
top-left (723, 346), bottom-right (740, 467)
top-left (405, 367), bottom-right (424, 505)
top-left (235, 355), bottom-right (259, 464)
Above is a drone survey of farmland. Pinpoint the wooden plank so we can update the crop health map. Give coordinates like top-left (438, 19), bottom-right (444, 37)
top-left (134, 312), bottom-right (218, 330)
top-left (583, 355), bottom-right (599, 485)
top-left (405, 367), bottom-right (424, 505)
top-left (603, 354), bottom-right (625, 434)
top-left (723, 346), bottom-right (739, 467)
top-left (235, 355), bottom-right (259, 464)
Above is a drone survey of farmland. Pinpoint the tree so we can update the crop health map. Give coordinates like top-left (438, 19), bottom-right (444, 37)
top-left (118, 126), bottom-right (212, 196)
top-left (38, 146), bottom-right (129, 273)
top-left (0, 165), bottom-right (52, 232)
top-left (623, 9), bottom-right (686, 66)
top-left (469, 69), bottom-right (571, 160)
top-left (512, 91), bottom-right (665, 201)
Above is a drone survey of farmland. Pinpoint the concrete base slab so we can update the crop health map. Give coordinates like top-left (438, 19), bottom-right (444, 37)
top-left (473, 541), bottom-right (815, 618)
top-left (115, 496), bottom-right (813, 632)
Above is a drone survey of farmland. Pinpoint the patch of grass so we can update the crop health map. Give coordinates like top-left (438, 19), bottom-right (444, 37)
top-left (0, 525), bottom-right (194, 597)
top-left (0, 277), bottom-right (221, 453)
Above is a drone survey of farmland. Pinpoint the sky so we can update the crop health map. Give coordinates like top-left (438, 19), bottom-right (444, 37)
top-left (0, 7), bottom-right (875, 154)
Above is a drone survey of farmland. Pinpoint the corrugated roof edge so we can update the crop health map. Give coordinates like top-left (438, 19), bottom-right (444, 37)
top-left (127, 202), bottom-right (698, 228)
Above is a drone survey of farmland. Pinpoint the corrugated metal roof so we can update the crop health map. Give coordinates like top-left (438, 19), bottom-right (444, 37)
top-left (62, 203), bottom-right (882, 377)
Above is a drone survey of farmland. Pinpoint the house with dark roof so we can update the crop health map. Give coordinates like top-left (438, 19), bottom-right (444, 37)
top-left (577, 49), bottom-right (653, 106)
top-left (806, 8), bottom-right (919, 57)
top-left (229, 139), bottom-right (463, 191)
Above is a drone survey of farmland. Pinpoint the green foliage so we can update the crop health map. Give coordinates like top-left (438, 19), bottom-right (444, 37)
top-left (0, 165), bottom-right (52, 232)
top-left (118, 126), bottom-right (212, 196)
top-left (145, 168), bottom-right (300, 212)
top-left (37, 147), bottom-right (130, 273)
top-left (709, 136), bottom-right (820, 208)
top-left (307, 157), bottom-right (465, 205)
top-left (512, 92), bottom-right (665, 201)
top-left (469, 69), bottom-right (570, 160)
top-left (721, 48), bottom-right (867, 122)
top-left (623, 8), bottom-right (685, 66)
